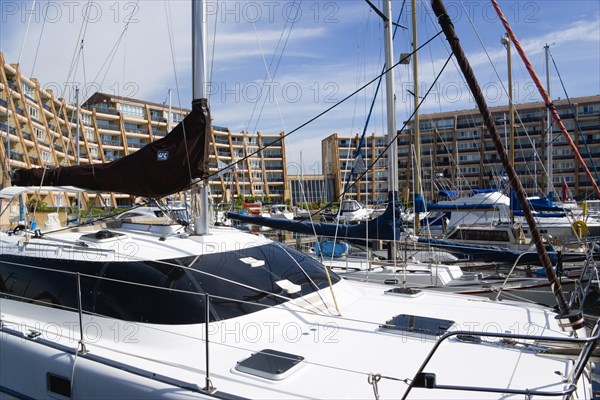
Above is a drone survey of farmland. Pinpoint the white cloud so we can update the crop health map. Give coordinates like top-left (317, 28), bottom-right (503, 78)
top-left (1, 1), bottom-right (598, 173)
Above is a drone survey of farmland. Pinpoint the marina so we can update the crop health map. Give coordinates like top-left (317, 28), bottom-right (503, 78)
top-left (1, 0), bottom-right (600, 399)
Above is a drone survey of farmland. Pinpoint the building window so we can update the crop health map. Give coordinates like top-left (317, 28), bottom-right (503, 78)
top-left (81, 113), bottom-right (92, 126)
top-left (28, 105), bottom-right (39, 119)
top-left (41, 150), bottom-right (51, 163)
top-left (119, 104), bottom-right (144, 118)
top-left (53, 195), bottom-right (64, 206)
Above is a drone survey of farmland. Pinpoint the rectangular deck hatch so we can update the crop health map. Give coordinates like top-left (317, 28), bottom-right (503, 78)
top-left (235, 349), bottom-right (304, 380)
top-left (380, 314), bottom-right (455, 338)
top-left (79, 230), bottom-right (127, 243)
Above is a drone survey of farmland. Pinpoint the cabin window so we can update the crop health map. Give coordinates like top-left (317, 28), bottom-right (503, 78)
top-left (450, 229), bottom-right (510, 242)
top-left (0, 243), bottom-right (338, 325)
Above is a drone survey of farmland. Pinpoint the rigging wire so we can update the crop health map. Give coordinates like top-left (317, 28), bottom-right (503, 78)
top-left (163, 0), bottom-right (193, 185)
top-left (209, 30), bottom-right (444, 181)
top-left (17, 0), bottom-right (37, 65)
top-left (29, 0), bottom-right (47, 77)
top-left (230, 34), bottom-right (448, 220)
top-left (550, 53), bottom-right (600, 191)
top-left (244, 0), bottom-right (301, 136)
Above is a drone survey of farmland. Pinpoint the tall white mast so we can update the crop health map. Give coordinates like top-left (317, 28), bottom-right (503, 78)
top-left (545, 44), bottom-right (553, 196)
top-left (192, 0), bottom-right (210, 235)
top-left (411, 0), bottom-right (421, 234)
top-left (382, 0), bottom-right (397, 261)
top-left (75, 87), bottom-right (81, 220)
top-left (383, 0), bottom-right (397, 191)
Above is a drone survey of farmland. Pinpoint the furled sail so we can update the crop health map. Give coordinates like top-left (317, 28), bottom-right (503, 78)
top-left (227, 192), bottom-right (404, 246)
top-left (11, 99), bottom-right (211, 198)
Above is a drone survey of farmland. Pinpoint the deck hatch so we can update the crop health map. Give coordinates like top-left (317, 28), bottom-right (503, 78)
top-left (380, 314), bottom-right (455, 337)
top-left (235, 349), bottom-right (304, 380)
top-left (79, 230), bottom-right (127, 243)
top-left (384, 287), bottom-right (423, 297)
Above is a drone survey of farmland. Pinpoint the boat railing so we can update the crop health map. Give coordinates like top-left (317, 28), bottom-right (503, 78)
top-left (1, 252), bottom-right (598, 398)
top-left (493, 250), bottom-right (542, 302)
top-left (401, 319), bottom-right (600, 400)
top-left (0, 261), bottom-right (241, 395)
top-left (567, 239), bottom-right (600, 311)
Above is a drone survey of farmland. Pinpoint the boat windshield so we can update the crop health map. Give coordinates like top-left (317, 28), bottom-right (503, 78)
top-left (0, 243), bottom-right (339, 325)
top-left (341, 201), bottom-right (361, 212)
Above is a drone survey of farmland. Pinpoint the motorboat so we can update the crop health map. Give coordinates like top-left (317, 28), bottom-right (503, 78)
top-left (269, 204), bottom-right (294, 220)
top-left (321, 199), bottom-right (373, 224)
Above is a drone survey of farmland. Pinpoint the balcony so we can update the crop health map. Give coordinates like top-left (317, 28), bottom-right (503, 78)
top-left (0, 123), bottom-right (16, 135)
top-left (103, 139), bottom-right (123, 147)
top-left (91, 105), bottom-right (120, 116)
top-left (10, 151), bottom-right (24, 162)
top-left (127, 141), bottom-right (146, 149)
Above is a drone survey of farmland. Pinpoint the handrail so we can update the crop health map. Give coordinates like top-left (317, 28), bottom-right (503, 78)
top-left (1, 252), bottom-right (598, 399)
top-left (494, 250), bottom-right (538, 301)
top-left (401, 320), bottom-right (600, 399)
top-left (204, 293), bottom-right (216, 393)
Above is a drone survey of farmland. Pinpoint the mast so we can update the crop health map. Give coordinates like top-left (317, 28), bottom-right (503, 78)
top-left (167, 88), bottom-right (173, 132)
top-left (545, 43), bottom-right (553, 195)
top-left (382, 0), bottom-right (398, 260)
top-left (192, 0), bottom-right (210, 235)
top-left (501, 33), bottom-right (514, 223)
top-left (490, 0), bottom-right (600, 199)
top-left (412, 0), bottom-right (422, 234)
top-left (431, 0), bottom-right (582, 327)
top-left (75, 86), bottom-right (81, 220)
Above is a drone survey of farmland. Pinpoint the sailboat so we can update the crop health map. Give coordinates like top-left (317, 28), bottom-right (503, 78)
top-left (0, 1), bottom-right (597, 398)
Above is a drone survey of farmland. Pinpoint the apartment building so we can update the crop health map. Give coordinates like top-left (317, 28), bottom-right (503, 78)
top-left (0, 52), bottom-right (289, 209)
top-left (322, 95), bottom-right (600, 204)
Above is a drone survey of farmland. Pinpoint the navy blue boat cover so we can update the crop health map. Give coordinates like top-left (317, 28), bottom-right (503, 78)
top-left (11, 99), bottom-right (211, 198)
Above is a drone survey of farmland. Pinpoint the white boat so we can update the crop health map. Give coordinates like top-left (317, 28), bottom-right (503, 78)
top-left (0, 0), bottom-right (596, 398)
top-left (427, 190), bottom-right (600, 243)
top-left (293, 207), bottom-right (312, 220)
top-left (269, 204), bottom-right (294, 220)
top-left (0, 187), bottom-right (596, 399)
top-left (322, 199), bottom-right (373, 224)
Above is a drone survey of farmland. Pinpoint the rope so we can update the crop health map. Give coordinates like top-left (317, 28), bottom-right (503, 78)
top-left (368, 373), bottom-right (381, 399)
top-left (209, 30), bottom-right (443, 180)
top-left (550, 53), bottom-right (600, 189)
top-left (490, 0), bottom-right (600, 199)
top-left (230, 33), bottom-right (449, 226)
top-left (17, 0), bottom-right (37, 64)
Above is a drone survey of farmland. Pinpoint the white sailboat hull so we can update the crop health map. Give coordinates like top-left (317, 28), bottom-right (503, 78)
top-left (0, 223), bottom-right (593, 399)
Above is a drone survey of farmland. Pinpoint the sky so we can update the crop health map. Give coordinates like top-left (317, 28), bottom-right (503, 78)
top-left (1, 0), bottom-right (599, 174)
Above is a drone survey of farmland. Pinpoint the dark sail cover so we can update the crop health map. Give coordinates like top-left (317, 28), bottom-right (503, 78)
top-left (11, 99), bottom-right (211, 198)
top-left (227, 192), bottom-right (404, 246)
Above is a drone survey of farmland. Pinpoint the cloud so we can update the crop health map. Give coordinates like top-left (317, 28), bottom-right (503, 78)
top-left (1, 1), bottom-right (598, 174)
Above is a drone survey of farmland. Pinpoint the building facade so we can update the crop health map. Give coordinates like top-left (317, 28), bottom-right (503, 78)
top-left (0, 53), bottom-right (289, 208)
top-left (287, 174), bottom-right (335, 205)
top-left (322, 95), bottom-right (600, 204)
